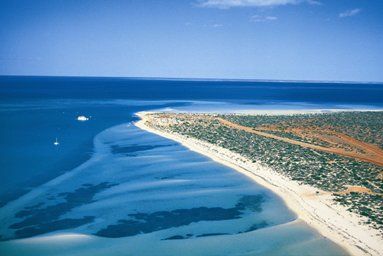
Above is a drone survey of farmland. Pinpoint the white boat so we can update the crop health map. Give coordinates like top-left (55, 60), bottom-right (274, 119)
top-left (53, 138), bottom-right (60, 146)
top-left (77, 115), bottom-right (89, 121)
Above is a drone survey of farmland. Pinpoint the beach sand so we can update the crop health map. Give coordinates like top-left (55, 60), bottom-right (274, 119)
top-left (135, 111), bottom-right (383, 256)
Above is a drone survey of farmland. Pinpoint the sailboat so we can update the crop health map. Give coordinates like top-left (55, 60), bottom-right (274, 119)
top-left (53, 138), bottom-right (60, 146)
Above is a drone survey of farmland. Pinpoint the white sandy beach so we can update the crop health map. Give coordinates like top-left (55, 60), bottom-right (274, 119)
top-left (135, 111), bottom-right (383, 256)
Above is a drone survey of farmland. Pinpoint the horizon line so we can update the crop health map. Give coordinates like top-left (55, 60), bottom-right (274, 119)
top-left (1, 74), bottom-right (383, 85)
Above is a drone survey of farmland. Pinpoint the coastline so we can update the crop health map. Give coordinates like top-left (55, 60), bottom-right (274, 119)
top-left (135, 111), bottom-right (383, 256)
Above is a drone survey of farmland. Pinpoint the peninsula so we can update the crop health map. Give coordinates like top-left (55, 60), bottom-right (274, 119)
top-left (136, 111), bottom-right (383, 256)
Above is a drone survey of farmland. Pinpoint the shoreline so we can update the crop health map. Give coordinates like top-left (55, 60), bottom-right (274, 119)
top-left (135, 111), bottom-right (383, 256)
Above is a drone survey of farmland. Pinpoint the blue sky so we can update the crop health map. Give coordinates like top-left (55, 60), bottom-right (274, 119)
top-left (0, 0), bottom-right (382, 82)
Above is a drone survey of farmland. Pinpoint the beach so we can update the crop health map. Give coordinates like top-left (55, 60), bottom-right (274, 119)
top-left (136, 111), bottom-right (383, 256)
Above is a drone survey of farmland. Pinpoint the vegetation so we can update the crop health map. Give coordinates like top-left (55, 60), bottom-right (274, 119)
top-left (145, 111), bottom-right (383, 232)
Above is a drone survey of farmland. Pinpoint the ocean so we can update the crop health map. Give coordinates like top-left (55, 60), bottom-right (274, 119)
top-left (0, 76), bottom-right (382, 255)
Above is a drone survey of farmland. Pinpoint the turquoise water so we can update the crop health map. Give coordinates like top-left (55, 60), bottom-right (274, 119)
top-left (0, 124), bottom-right (346, 255)
top-left (2, 76), bottom-right (382, 255)
top-left (0, 98), bottom-right (183, 206)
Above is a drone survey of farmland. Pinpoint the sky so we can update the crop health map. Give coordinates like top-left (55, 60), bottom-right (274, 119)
top-left (0, 0), bottom-right (382, 82)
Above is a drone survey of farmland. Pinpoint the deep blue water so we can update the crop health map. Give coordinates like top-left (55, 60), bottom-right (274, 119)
top-left (0, 76), bottom-right (382, 255)
top-left (1, 76), bottom-right (383, 104)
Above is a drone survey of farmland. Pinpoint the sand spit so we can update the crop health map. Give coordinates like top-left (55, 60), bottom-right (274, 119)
top-left (135, 111), bottom-right (383, 256)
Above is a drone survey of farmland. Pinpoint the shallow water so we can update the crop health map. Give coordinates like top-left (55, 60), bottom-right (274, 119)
top-left (0, 123), bottom-right (347, 255)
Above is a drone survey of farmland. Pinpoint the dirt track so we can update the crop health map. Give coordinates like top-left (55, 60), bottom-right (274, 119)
top-left (217, 117), bottom-right (383, 167)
